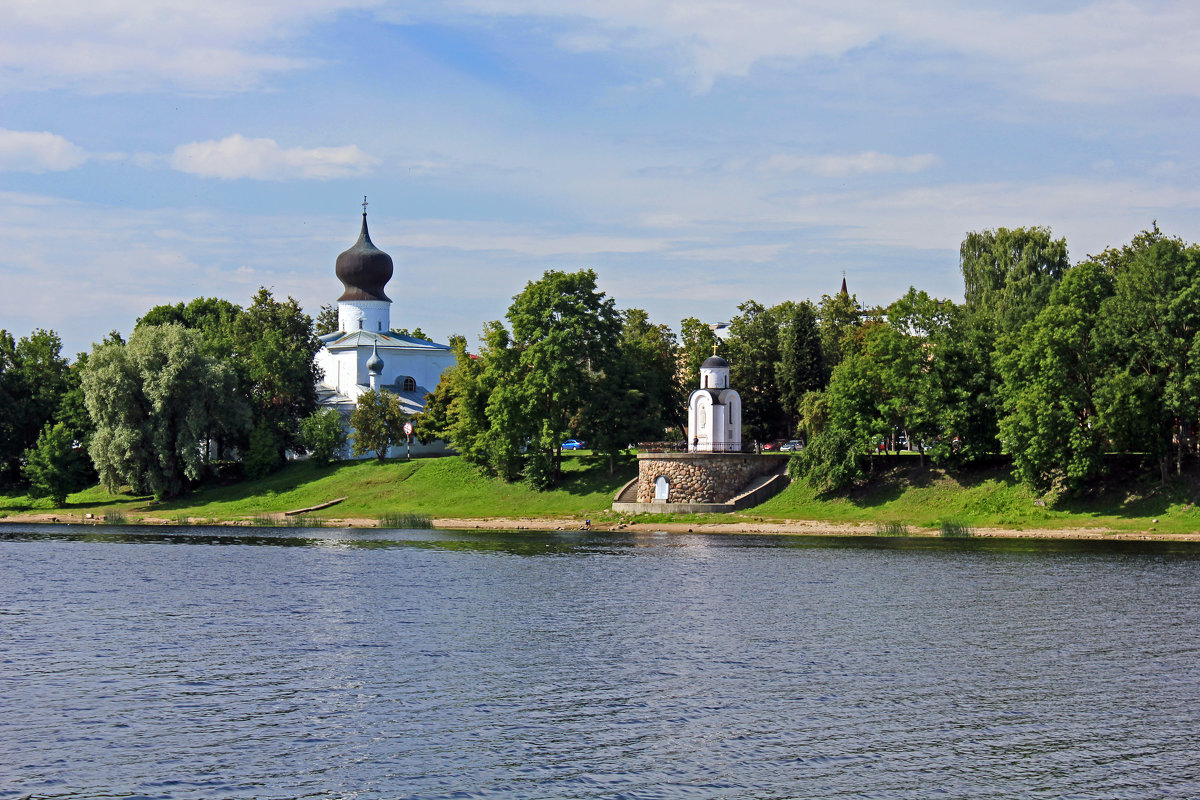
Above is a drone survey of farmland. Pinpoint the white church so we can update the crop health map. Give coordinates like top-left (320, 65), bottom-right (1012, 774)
top-left (687, 354), bottom-right (742, 452)
top-left (314, 207), bottom-right (457, 456)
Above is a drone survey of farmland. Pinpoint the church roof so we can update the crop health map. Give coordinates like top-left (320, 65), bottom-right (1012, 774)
top-left (335, 213), bottom-right (393, 303)
top-left (321, 330), bottom-right (450, 351)
top-left (701, 355), bottom-right (729, 368)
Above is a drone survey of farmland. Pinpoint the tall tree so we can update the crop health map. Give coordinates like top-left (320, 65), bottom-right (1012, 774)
top-left (997, 262), bottom-right (1115, 492)
top-left (1093, 226), bottom-right (1200, 480)
top-left (776, 300), bottom-right (825, 429)
top-left (960, 226), bottom-right (1070, 337)
top-left (22, 422), bottom-right (91, 506)
top-left (816, 290), bottom-right (863, 376)
top-left (499, 269), bottom-right (621, 486)
top-left (725, 300), bottom-right (788, 443)
top-left (83, 324), bottom-right (245, 499)
top-left (230, 288), bottom-right (323, 459)
top-left (679, 317), bottom-right (724, 396)
top-left (0, 329), bottom-right (74, 483)
top-left (350, 389), bottom-right (408, 461)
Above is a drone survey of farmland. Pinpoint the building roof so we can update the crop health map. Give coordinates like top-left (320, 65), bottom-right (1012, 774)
top-left (701, 354), bottom-right (729, 369)
top-left (335, 213), bottom-right (393, 302)
top-left (321, 330), bottom-right (451, 351)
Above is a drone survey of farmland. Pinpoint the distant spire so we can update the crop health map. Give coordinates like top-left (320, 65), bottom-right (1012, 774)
top-left (840, 271), bottom-right (848, 296)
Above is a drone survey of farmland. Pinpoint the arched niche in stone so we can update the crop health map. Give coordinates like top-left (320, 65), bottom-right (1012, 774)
top-left (654, 475), bottom-right (670, 501)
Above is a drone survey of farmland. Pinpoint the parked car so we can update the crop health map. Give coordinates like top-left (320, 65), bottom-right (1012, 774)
top-left (779, 440), bottom-right (803, 452)
top-left (561, 439), bottom-right (586, 450)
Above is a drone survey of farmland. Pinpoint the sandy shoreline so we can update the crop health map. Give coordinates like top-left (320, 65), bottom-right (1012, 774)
top-left (4, 511), bottom-right (1199, 541)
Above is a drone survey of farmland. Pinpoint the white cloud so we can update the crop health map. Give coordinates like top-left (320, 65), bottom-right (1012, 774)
top-left (0, 0), bottom-right (377, 92)
top-left (763, 151), bottom-right (941, 178)
top-left (170, 134), bottom-right (379, 180)
top-left (429, 0), bottom-right (1200, 101)
top-left (0, 128), bottom-right (88, 172)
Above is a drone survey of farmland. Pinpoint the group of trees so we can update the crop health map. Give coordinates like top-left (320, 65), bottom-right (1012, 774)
top-left (10, 222), bottom-right (1200, 504)
top-left (78, 289), bottom-right (326, 499)
top-left (415, 269), bottom-right (679, 488)
top-left (0, 329), bottom-right (94, 504)
top-left (796, 224), bottom-right (1200, 494)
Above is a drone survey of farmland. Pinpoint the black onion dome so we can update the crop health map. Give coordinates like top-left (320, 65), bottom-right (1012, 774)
top-left (701, 355), bottom-right (729, 369)
top-left (336, 214), bottom-right (392, 302)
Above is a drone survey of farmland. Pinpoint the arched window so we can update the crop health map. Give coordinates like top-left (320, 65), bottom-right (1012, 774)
top-left (654, 476), bottom-right (670, 501)
top-left (402, 377), bottom-right (416, 392)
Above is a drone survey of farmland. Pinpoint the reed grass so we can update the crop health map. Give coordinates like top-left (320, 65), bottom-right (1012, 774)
top-left (875, 521), bottom-right (909, 536)
top-left (286, 514), bottom-right (324, 528)
top-left (940, 520), bottom-right (973, 538)
top-left (379, 511), bottom-right (433, 529)
top-left (103, 510), bottom-right (127, 525)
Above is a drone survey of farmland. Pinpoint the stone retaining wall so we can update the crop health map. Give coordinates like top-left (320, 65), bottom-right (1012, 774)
top-left (636, 453), bottom-right (785, 504)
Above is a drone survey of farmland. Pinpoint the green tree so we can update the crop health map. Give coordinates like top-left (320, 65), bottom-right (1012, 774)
top-left (0, 329), bottom-right (77, 484)
top-left (816, 290), bottom-right (863, 376)
top-left (300, 407), bottom-right (348, 464)
top-left (22, 422), bottom-right (91, 506)
top-left (725, 300), bottom-right (789, 442)
top-left (961, 226), bottom-right (1070, 336)
top-left (315, 304), bottom-right (338, 336)
top-left (230, 288), bottom-right (323, 459)
top-left (499, 269), bottom-right (621, 485)
top-left (997, 262), bottom-right (1115, 492)
top-left (350, 389), bottom-right (408, 460)
top-left (776, 300), bottom-right (825, 428)
top-left (679, 317), bottom-right (724, 396)
top-left (1093, 226), bottom-right (1200, 480)
top-left (83, 324), bottom-right (246, 499)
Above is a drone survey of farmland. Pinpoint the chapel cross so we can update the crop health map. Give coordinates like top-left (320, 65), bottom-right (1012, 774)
top-left (362, 196), bottom-right (368, 215)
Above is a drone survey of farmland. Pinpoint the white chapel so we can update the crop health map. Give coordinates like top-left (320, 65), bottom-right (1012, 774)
top-left (314, 207), bottom-right (456, 455)
top-left (687, 354), bottom-right (742, 452)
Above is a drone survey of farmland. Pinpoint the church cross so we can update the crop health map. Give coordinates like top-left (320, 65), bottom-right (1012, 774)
top-left (362, 196), bottom-right (368, 215)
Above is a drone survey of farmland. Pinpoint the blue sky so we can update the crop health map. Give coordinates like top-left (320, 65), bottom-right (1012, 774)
top-left (4, 0), bottom-right (1200, 356)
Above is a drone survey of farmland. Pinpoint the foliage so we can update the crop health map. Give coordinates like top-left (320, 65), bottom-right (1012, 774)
top-left (960, 226), bottom-right (1070, 337)
top-left (679, 316), bottom-right (724, 393)
top-left (789, 425), bottom-right (868, 493)
top-left (726, 300), bottom-right (789, 442)
top-left (300, 407), bottom-right (348, 464)
top-left (816, 289), bottom-right (863, 375)
top-left (82, 324), bottom-right (247, 500)
top-left (939, 520), bottom-right (973, 538)
top-left (315, 303), bottom-right (338, 336)
top-left (244, 420), bottom-right (283, 480)
top-left (350, 389), bottom-right (408, 460)
top-left (230, 288), bottom-right (323, 459)
top-left (0, 329), bottom-right (74, 483)
top-left (776, 300), bottom-right (825, 426)
top-left (391, 327), bottom-right (432, 341)
top-left (997, 262), bottom-right (1114, 492)
top-left (22, 422), bottom-right (91, 506)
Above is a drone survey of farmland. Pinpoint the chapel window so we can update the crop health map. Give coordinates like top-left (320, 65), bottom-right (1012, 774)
top-left (403, 377), bottom-right (416, 392)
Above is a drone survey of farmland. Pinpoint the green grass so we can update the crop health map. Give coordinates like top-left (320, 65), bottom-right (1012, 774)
top-left (0, 454), bottom-right (637, 525)
top-left (939, 520), bottom-right (973, 538)
top-left (378, 511), bottom-right (433, 529)
top-left (750, 462), bottom-right (1200, 535)
top-left (4, 454), bottom-right (1200, 535)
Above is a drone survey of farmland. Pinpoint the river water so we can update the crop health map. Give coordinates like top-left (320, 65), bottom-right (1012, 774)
top-left (2, 524), bottom-right (1199, 799)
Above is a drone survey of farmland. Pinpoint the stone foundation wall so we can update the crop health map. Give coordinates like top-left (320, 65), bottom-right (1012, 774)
top-left (636, 453), bottom-right (783, 504)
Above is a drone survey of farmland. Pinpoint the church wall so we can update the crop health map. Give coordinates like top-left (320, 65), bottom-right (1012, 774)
top-left (338, 300), bottom-right (390, 334)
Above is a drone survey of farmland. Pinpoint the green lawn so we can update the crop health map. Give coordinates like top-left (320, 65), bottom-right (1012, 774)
top-left (0, 454), bottom-right (637, 523)
top-left (4, 454), bottom-right (1199, 534)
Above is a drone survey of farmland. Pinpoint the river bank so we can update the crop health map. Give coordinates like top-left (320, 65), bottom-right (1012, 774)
top-left (5, 510), bottom-right (1198, 542)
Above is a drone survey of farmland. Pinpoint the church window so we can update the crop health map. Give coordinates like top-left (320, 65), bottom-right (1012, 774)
top-left (403, 377), bottom-right (416, 392)
top-left (704, 374), bottom-right (709, 388)
top-left (359, 320), bottom-right (363, 330)
top-left (378, 322), bottom-right (381, 331)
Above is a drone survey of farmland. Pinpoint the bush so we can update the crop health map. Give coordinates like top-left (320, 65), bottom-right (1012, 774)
top-left (244, 421), bottom-right (282, 480)
top-left (300, 408), bottom-right (347, 465)
top-left (790, 426), bottom-right (867, 492)
top-left (22, 422), bottom-right (92, 506)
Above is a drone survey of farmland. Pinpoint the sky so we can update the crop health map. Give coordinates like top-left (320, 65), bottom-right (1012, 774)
top-left (3, 0), bottom-right (1200, 357)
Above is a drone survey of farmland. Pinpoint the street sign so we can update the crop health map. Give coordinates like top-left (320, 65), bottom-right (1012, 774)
top-left (403, 422), bottom-right (413, 436)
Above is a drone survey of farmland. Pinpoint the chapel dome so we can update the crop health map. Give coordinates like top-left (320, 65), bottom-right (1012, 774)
top-left (701, 355), bottom-right (729, 369)
top-left (366, 341), bottom-right (384, 374)
top-left (336, 214), bottom-right (393, 302)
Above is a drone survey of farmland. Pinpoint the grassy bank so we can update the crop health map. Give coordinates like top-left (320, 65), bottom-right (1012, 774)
top-left (745, 462), bottom-right (1200, 535)
top-left (3, 455), bottom-right (1199, 535)
top-left (0, 454), bottom-right (636, 524)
